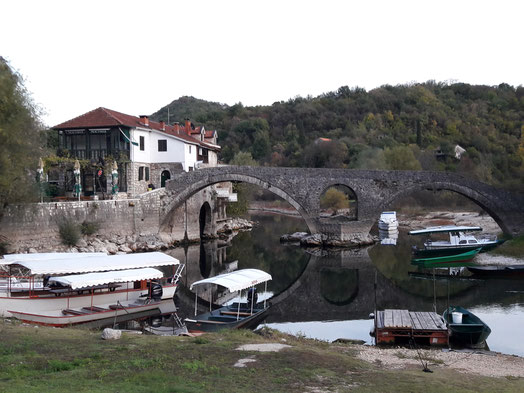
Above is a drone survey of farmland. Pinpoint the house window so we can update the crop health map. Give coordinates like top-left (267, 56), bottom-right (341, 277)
top-left (138, 166), bottom-right (144, 181)
top-left (140, 136), bottom-right (145, 151)
top-left (158, 140), bottom-right (167, 152)
top-left (189, 145), bottom-right (192, 154)
top-left (145, 167), bottom-right (150, 181)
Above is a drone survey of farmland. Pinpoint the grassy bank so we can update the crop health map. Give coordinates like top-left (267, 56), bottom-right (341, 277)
top-left (0, 321), bottom-right (522, 392)
top-left (495, 234), bottom-right (524, 258)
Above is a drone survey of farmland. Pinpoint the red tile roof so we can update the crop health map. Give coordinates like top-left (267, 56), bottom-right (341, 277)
top-left (53, 107), bottom-right (220, 150)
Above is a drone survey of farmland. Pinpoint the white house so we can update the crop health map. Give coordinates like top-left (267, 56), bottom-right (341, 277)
top-left (53, 107), bottom-right (222, 197)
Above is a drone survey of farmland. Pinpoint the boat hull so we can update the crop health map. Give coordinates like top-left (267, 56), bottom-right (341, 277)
top-left (185, 305), bottom-right (270, 333)
top-left (0, 284), bottom-right (176, 318)
top-left (411, 249), bottom-right (480, 267)
top-left (413, 240), bottom-right (504, 258)
top-left (467, 265), bottom-right (524, 277)
top-left (8, 298), bottom-right (176, 328)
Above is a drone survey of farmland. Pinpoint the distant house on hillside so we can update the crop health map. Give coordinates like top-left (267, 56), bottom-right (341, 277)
top-left (435, 144), bottom-right (466, 161)
top-left (52, 107), bottom-right (221, 197)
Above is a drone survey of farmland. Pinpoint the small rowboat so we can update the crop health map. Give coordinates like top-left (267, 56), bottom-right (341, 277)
top-left (443, 306), bottom-right (491, 347)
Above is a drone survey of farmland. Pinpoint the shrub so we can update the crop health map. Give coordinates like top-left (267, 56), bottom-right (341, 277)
top-left (81, 220), bottom-right (100, 236)
top-left (58, 220), bottom-right (81, 246)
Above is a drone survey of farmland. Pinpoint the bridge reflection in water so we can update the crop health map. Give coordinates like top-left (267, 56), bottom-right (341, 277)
top-left (165, 212), bottom-right (524, 354)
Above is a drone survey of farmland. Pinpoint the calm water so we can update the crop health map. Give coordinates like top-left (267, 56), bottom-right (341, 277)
top-left (169, 212), bottom-right (524, 357)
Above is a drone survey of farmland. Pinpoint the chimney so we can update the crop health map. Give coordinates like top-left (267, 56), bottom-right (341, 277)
top-left (139, 115), bottom-right (149, 127)
top-left (159, 120), bottom-right (165, 131)
top-left (185, 118), bottom-right (191, 135)
top-left (174, 122), bottom-right (180, 132)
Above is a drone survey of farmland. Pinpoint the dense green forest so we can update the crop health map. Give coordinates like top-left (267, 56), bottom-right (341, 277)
top-left (0, 57), bottom-right (43, 214)
top-left (151, 83), bottom-right (524, 191)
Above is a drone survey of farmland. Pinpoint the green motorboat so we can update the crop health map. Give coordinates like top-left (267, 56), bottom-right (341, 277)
top-left (411, 248), bottom-right (481, 268)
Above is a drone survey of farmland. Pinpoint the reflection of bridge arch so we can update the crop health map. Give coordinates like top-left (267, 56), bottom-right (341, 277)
top-left (266, 248), bottom-right (524, 323)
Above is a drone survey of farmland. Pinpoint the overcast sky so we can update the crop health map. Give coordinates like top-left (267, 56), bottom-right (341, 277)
top-left (1, 0), bottom-right (522, 127)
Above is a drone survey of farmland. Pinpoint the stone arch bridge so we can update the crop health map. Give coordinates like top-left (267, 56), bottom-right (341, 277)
top-left (162, 166), bottom-right (524, 239)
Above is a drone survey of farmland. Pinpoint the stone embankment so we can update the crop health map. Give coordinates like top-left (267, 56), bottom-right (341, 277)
top-left (6, 217), bottom-right (254, 255)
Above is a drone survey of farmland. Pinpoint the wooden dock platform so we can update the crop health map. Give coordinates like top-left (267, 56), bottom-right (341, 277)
top-left (374, 309), bottom-right (448, 346)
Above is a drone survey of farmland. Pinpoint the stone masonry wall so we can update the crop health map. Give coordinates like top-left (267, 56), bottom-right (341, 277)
top-left (0, 187), bottom-right (221, 252)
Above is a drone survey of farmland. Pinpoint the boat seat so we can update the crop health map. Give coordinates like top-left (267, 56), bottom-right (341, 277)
top-left (196, 319), bottom-right (226, 324)
top-left (220, 310), bottom-right (253, 317)
top-left (81, 306), bottom-right (107, 312)
top-left (62, 309), bottom-right (89, 316)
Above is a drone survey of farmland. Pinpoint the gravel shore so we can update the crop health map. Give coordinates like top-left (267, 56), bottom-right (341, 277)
top-left (353, 344), bottom-right (524, 378)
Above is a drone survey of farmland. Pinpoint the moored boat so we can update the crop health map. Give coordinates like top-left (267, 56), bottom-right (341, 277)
top-left (443, 306), bottom-right (491, 347)
top-left (184, 268), bottom-right (272, 334)
top-left (0, 252), bottom-right (183, 325)
top-left (411, 248), bottom-right (481, 267)
top-left (378, 211), bottom-right (398, 231)
top-left (467, 264), bottom-right (524, 277)
top-left (409, 226), bottom-right (504, 257)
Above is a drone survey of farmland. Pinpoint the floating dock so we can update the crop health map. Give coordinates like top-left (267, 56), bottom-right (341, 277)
top-left (374, 309), bottom-right (448, 346)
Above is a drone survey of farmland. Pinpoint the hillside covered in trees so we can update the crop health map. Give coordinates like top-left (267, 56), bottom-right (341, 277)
top-left (151, 83), bottom-right (524, 191)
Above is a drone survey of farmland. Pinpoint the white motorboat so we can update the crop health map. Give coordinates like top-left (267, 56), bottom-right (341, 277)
top-left (0, 252), bottom-right (184, 326)
top-left (409, 225), bottom-right (505, 257)
top-left (378, 211), bottom-right (398, 231)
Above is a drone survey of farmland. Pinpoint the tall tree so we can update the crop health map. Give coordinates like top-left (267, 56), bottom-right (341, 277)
top-left (0, 58), bottom-right (43, 214)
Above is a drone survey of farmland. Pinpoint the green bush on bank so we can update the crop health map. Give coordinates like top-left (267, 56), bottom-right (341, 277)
top-left (58, 219), bottom-right (81, 246)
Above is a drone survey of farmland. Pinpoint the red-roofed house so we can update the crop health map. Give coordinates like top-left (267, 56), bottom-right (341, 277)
top-left (53, 107), bottom-right (221, 197)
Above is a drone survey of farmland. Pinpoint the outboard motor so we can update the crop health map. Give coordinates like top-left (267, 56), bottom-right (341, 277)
top-left (148, 282), bottom-right (163, 301)
top-left (247, 287), bottom-right (258, 307)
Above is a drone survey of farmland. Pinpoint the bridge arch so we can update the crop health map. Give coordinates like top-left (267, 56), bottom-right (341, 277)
top-left (162, 172), bottom-right (318, 234)
top-left (384, 181), bottom-right (507, 233)
top-left (319, 183), bottom-right (358, 220)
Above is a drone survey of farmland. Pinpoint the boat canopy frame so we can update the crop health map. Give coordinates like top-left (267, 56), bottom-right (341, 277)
top-left (409, 226), bottom-right (482, 236)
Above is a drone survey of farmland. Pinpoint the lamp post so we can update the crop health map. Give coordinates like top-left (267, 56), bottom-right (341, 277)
top-left (73, 159), bottom-right (82, 201)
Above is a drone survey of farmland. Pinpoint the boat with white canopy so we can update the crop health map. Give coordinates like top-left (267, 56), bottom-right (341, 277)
top-left (409, 225), bottom-right (505, 257)
top-left (184, 269), bottom-right (272, 333)
top-left (0, 252), bottom-right (184, 326)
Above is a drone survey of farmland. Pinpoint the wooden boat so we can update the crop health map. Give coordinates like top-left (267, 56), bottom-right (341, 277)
top-left (467, 264), bottom-right (524, 277)
top-left (410, 226), bottom-right (504, 257)
top-left (0, 252), bottom-right (183, 325)
top-left (411, 248), bottom-right (481, 267)
top-left (9, 298), bottom-right (166, 327)
top-left (184, 269), bottom-right (272, 334)
top-left (443, 306), bottom-right (491, 346)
